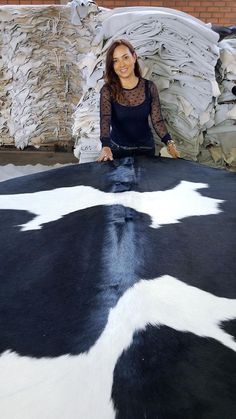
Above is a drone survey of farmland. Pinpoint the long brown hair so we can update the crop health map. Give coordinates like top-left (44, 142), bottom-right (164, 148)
top-left (104, 39), bottom-right (142, 102)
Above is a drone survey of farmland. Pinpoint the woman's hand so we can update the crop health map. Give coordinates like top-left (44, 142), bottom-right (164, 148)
top-left (167, 140), bottom-right (180, 159)
top-left (97, 146), bottom-right (113, 162)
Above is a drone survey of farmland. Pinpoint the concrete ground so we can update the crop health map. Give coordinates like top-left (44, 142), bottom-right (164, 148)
top-left (0, 150), bottom-right (78, 182)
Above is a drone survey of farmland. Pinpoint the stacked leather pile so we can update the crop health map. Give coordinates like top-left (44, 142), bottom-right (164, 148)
top-left (204, 38), bottom-right (236, 169)
top-left (0, 2), bottom-right (98, 149)
top-left (0, 29), bottom-right (13, 146)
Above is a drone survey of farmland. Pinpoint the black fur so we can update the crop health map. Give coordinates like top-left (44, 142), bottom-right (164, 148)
top-left (0, 157), bottom-right (235, 417)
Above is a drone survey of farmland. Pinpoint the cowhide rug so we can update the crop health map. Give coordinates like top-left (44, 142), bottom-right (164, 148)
top-left (0, 156), bottom-right (235, 419)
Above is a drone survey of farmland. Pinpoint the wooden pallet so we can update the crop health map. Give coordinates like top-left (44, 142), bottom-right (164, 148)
top-left (0, 145), bottom-right (78, 165)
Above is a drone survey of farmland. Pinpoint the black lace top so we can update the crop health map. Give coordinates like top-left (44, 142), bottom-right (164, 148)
top-left (100, 78), bottom-right (171, 148)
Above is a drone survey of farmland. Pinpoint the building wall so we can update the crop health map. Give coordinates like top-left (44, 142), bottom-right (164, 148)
top-left (0, 0), bottom-right (235, 25)
top-left (97, 0), bottom-right (236, 25)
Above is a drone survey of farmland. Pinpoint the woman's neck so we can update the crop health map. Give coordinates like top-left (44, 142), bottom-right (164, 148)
top-left (120, 75), bottom-right (139, 90)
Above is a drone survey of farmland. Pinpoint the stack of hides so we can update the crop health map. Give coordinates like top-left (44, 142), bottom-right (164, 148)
top-left (204, 38), bottom-right (236, 169)
top-left (0, 156), bottom-right (235, 418)
top-left (0, 3), bottom-right (98, 148)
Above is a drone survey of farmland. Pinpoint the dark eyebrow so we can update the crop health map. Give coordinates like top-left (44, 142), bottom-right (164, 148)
top-left (113, 53), bottom-right (129, 60)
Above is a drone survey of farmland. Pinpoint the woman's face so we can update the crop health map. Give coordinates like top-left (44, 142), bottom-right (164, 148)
top-left (112, 44), bottom-right (136, 80)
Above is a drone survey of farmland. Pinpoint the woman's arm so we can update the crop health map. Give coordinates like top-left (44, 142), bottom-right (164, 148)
top-left (149, 81), bottom-right (179, 158)
top-left (98, 84), bottom-right (113, 161)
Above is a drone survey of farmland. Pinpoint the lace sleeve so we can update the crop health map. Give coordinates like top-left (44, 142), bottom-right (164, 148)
top-left (149, 81), bottom-right (171, 144)
top-left (100, 84), bottom-right (112, 147)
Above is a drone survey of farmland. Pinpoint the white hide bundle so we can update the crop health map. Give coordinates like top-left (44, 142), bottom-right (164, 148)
top-left (0, 31), bottom-right (13, 146)
top-left (204, 38), bottom-right (236, 169)
top-left (0, 2), bottom-right (99, 149)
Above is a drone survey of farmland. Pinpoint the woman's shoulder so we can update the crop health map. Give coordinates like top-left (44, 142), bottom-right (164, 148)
top-left (100, 83), bottom-right (111, 94)
top-left (141, 77), bottom-right (153, 84)
top-left (145, 79), bottom-right (158, 96)
top-left (143, 78), bottom-right (156, 88)
top-left (141, 78), bottom-right (157, 91)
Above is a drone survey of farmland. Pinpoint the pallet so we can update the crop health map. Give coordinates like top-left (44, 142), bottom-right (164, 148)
top-left (0, 145), bottom-right (78, 165)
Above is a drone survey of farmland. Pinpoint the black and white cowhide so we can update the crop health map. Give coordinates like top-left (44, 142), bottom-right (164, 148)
top-left (0, 156), bottom-right (235, 419)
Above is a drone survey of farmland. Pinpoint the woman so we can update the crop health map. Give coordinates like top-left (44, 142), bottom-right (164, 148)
top-left (98, 39), bottom-right (179, 162)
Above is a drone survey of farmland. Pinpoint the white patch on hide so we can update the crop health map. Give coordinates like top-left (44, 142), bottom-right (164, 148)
top-left (0, 181), bottom-right (223, 231)
top-left (0, 276), bottom-right (236, 419)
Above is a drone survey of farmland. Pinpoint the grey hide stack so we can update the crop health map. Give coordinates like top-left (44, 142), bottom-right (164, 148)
top-left (73, 6), bottom-right (220, 164)
top-left (0, 28), bottom-right (13, 147)
top-left (0, 2), bottom-right (99, 149)
top-left (204, 38), bottom-right (236, 170)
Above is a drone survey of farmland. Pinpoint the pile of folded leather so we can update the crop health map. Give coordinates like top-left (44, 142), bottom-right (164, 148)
top-left (0, 31), bottom-right (13, 147)
top-left (0, 2), bottom-right (98, 149)
top-left (203, 37), bottom-right (236, 169)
